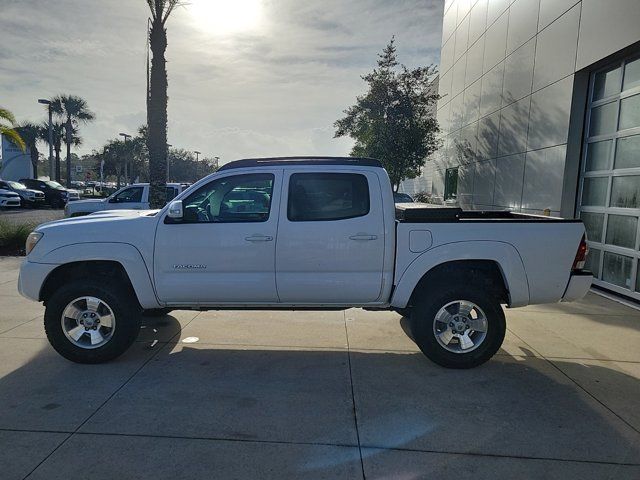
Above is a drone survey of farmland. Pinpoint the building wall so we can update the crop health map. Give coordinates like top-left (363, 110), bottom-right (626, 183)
top-left (433, 0), bottom-right (640, 215)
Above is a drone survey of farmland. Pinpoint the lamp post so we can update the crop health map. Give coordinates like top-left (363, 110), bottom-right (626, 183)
top-left (194, 150), bottom-right (201, 162)
top-left (119, 132), bottom-right (131, 185)
top-left (38, 99), bottom-right (54, 180)
top-left (166, 143), bottom-right (172, 182)
top-left (214, 156), bottom-right (220, 170)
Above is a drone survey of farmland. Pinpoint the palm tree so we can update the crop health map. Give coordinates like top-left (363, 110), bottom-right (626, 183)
top-left (14, 122), bottom-right (43, 177)
top-left (40, 121), bottom-right (80, 182)
top-left (0, 107), bottom-right (25, 151)
top-left (50, 95), bottom-right (95, 186)
top-left (146, 0), bottom-right (182, 208)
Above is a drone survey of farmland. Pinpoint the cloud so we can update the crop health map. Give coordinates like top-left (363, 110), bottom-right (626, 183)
top-left (0, 0), bottom-right (443, 165)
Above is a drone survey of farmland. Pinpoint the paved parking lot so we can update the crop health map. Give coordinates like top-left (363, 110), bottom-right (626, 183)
top-left (0, 209), bottom-right (64, 226)
top-left (0, 256), bottom-right (639, 479)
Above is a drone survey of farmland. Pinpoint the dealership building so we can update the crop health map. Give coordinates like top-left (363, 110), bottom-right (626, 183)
top-left (420, 0), bottom-right (640, 299)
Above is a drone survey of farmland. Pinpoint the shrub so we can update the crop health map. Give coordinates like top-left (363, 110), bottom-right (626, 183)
top-left (0, 219), bottom-right (35, 255)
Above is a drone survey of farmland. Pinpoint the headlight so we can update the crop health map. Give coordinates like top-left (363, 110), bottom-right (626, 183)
top-left (25, 232), bottom-right (43, 255)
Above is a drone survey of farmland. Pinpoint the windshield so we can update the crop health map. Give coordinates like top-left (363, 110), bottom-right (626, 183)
top-left (8, 181), bottom-right (26, 190)
top-left (45, 181), bottom-right (65, 189)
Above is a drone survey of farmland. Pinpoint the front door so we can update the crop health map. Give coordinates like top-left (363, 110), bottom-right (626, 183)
top-left (108, 186), bottom-right (146, 210)
top-left (276, 170), bottom-right (385, 304)
top-left (154, 171), bottom-right (280, 304)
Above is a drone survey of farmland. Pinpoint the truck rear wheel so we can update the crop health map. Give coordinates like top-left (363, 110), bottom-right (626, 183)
top-left (44, 280), bottom-right (141, 364)
top-left (410, 284), bottom-right (505, 369)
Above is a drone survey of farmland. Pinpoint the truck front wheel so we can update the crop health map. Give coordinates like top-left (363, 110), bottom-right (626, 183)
top-left (44, 280), bottom-right (141, 364)
top-left (410, 285), bottom-right (505, 369)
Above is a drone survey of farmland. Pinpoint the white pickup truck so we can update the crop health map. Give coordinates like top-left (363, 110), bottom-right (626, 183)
top-left (64, 182), bottom-right (189, 217)
top-left (18, 157), bottom-right (592, 368)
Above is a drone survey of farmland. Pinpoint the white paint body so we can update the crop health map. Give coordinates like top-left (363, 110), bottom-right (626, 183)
top-left (19, 164), bottom-right (591, 310)
top-left (64, 183), bottom-right (187, 217)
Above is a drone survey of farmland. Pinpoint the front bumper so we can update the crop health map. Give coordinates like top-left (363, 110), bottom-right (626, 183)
top-left (18, 260), bottom-right (58, 302)
top-left (561, 270), bottom-right (593, 302)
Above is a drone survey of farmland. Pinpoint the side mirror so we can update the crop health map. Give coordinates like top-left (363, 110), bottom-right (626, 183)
top-left (167, 200), bottom-right (183, 219)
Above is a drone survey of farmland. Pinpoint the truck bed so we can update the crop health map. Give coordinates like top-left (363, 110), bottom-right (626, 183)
top-left (395, 204), bottom-right (581, 223)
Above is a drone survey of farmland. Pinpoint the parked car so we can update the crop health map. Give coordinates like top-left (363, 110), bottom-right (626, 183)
top-left (18, 157), bottom-right (592, 367)
top-left (64, 183), bottom-right (190, 217)
top-left (0, 188), bottom-right (21, 208)
top-left (394, 192), bottom-right (414, 203)
top-left (19, 179), bottom-right (80, 209)
top-left (0, 180), bottom-right (45, 207)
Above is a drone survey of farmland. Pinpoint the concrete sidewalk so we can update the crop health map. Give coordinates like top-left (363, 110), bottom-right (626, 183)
top-left (0, 256), bottom-right (638, 479)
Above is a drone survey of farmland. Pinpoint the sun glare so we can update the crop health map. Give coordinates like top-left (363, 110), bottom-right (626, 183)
top-left (189, 0), bottom-right (263, 35)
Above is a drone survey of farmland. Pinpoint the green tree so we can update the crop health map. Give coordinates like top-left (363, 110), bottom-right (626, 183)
top-left (51, 95), bottom-right (95, 186)
top-left (39, 121), bottom-right (80, 181)
top-left (14, 122), bottom-right (43, 178)
top-left (146, 0), bottom-right (182, 208)
top-left (334, 38), bottom-right (440, 192)
top-left (167, 148), bottom-right (217, 183)
top-left (0, 107), bottom-right (25, 151)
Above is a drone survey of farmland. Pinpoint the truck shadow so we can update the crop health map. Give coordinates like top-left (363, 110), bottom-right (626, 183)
top-left (0, 312), bottom-right (639, 478)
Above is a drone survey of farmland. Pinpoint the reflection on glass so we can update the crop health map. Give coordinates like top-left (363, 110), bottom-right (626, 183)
top-left (585, 248), bottom-right (601, 278)
top-left (610, 176), bottom-right (640, 208)
top-left (605, 214), bottom-right (637, 249)
top-left (615, 135), bottom-right (640, 170)
top-left (581, 177), bottom-right (608, 206)
top-left (593, 66), bottom-right (621, 100)
top-left (623, 57), bottom-right (640, 92)
top-left (619, 94), bottom-right (640, 131)
top-left (581, 212), bottom-right (604, 243)
top-left (585, 140), bottom-right (611, 171)
top-left (602, 251), bottom-right (633, 289)
top-left (589, 101), bottom-right (617, 137)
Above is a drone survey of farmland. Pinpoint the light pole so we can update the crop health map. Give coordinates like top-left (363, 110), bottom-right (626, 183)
top-left (38, 99), bottom-right (54, 180)
top-left (214, 156), bottom-right (220, 170)
top-left (166, 143), bottom-right (172, 182)
top-left (194, 150), bottom-right (201, 162)
top-left (119, 133), bottom-right (131, 185)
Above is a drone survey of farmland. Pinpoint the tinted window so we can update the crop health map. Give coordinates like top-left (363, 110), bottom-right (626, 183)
top-left (165, 187), bottom-right (178, 202)
top-left (287, 173), bottom-right (369, 222)
top-left (179, 173), bottom-right (274, 223)
top-left (113, 187), bottom-right (143, 203)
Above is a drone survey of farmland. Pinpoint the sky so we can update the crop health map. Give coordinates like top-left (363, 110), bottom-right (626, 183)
top-left (0, 0), bottom-right (443, 164)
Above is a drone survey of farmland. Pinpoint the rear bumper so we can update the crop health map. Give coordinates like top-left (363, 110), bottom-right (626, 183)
top-left (561, 270), bottom-right (593, 302)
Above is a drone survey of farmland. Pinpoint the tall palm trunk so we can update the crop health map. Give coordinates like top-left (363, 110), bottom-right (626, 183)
top-left (30, 148), bottom-right (38, 178)
top-left (65, 115), bottom-right (72, 187)
top-left (54, 143), bottom-right (61, 182)
top-left (147, 18), bottom-right (169, 209)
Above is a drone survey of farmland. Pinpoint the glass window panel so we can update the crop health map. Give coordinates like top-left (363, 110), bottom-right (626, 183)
top-left (580, 212), bottom-right (604, 243)
top-left (619, 94), bottom-right (640, 131)
top-left (610, 176), bottom-right (640, 208)
top-left (605, 214), bottom-right (637, 249)
top-left (589, 101), bottom-right (617, 136)
top-left (585, 248), bottom-right (601, 278)
top-left (602, 251), bottom-right (633, 289)
top-left (623, 57), bottom-right (640, 92)
top-left (581, 177), bottom-right (608, 206)
top-left (593, 65), bottom-right (622, 100)
top-left (614, 135), bottom-right (640, 170)
top-left (585, 140), bottom-right (611, 171)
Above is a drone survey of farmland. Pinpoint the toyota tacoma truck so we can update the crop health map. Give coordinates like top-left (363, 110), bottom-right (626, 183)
top-left (18, 157), bottom-right (592, 368)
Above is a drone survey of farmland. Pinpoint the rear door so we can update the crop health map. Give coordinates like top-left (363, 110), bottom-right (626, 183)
top-left (276, 169), bottom-right (385, 303)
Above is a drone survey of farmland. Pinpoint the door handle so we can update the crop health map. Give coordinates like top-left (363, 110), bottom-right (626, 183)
top-left (349, 234), bottom-right (378, 241)
top-left (245, 235), bottom-right (273, 242)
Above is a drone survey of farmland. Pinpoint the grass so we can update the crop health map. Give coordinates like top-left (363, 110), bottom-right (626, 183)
top-left (0, 218), bottom-right (35, 256)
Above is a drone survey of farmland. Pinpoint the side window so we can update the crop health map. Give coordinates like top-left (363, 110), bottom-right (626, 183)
top-left (287, 173), bottom-right (370, 222)
top-left (165, 187), bottom-right (178, 202)
top-left (179, 173), bottom-right (274, 224)
top-left (113, 187), bottom-right (144, 203)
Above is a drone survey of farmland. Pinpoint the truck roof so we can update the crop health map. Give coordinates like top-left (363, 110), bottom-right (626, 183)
top-left (217, 156), bottom-right (383, 171)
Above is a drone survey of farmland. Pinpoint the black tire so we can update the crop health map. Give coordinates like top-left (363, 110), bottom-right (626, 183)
top-left (410, 283), bottom-right (505, 369)
top-left (44, 280), bottom-right (141, 364)
top-left (142, 308), bottom-right (173, 317)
